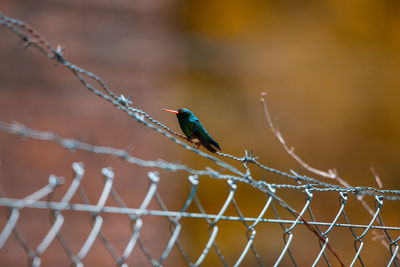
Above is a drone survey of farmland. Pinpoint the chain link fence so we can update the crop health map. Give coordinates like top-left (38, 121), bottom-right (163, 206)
top-left (0, 12), bottom-right (399, 266)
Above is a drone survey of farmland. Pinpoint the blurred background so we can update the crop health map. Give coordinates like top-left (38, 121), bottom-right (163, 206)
top-left (0, 0), bottom-right (400, 266)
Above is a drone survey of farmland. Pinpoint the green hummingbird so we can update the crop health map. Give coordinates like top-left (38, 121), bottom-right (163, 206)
top-left (163, 108), bottom-right (221, 153)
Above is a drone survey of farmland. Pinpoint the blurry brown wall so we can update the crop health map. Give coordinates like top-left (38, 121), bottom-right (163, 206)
top-left (1, 0), bottom-right (400, 266)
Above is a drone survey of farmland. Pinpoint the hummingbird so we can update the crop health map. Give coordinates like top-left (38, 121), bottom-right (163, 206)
top-left (163, 108), bottom-right (221, 153)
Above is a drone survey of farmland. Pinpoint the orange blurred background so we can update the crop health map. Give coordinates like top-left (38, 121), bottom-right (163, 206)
top-left (1, 0), bottom-right (400, 266)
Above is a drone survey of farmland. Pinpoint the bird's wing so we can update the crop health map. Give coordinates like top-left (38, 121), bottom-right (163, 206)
top-left (192, 127), bottom-right (221, 153)
top-left (207, 135), bottom-right (221, 151)
top-left (195, 132), bottom-right (217, 152)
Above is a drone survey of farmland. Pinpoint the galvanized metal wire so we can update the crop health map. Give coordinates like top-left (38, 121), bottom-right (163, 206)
top-left (0, 11), bottom-right (399, 266)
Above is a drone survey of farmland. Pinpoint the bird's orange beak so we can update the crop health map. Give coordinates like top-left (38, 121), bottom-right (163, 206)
top-left (162, 108), bottom-right (179, 114)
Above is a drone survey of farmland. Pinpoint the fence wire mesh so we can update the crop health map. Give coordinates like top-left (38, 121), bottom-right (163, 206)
top-left (0, 11), bottom-right (400, 267)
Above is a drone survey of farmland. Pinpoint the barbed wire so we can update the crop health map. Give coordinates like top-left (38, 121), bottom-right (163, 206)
top-left (1, 121), bottom-right (399, 200)
top-left (1, 11), bottom-right (399, 266)
top-left (1, 12), bottom-right (399, 199)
